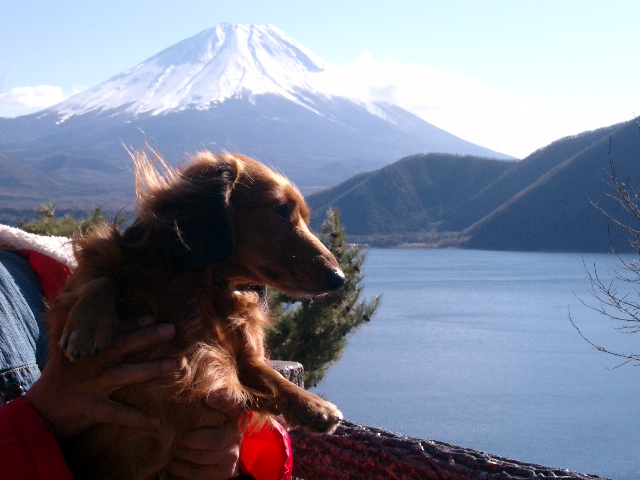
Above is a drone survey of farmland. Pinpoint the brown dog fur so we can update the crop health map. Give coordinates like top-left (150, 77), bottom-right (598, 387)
top-left (45, 151), bottom-right (345, 479)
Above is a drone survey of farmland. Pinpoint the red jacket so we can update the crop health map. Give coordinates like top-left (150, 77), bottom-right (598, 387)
top-left (0, 396), bottom-right (73, 480)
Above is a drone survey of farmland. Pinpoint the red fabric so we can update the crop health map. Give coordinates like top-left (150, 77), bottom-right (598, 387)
top-left (10, 249), bottom-right (292, 480)
top-left (0, 400), bottom-right (293, 480)
top-left (17, 250), bottom-right (71, 300)
top-left (0, 396), bottom-right (73, 480)
top-left (240, 416), bottom-right (293, 480)
top-left (0, 398), bottom-right (293, 480)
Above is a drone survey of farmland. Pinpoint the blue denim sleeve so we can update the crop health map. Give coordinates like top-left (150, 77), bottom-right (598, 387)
top-left (0, 250), bottom-right (47, 399)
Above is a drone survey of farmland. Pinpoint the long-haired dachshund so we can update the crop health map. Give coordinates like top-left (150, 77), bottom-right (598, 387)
top-left (45, 151), bottom-right (345, 479)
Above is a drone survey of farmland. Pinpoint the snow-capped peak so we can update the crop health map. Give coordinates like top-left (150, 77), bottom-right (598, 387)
top-left (53, 23), bottom-right (333, 120)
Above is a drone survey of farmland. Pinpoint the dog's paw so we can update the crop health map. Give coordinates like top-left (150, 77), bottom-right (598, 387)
top-left (281, 392), bottom-right (343, 434)
top-left (59, 277), bottom-right (118, 361)
top-left (59, 320), bottom-right (114, 360)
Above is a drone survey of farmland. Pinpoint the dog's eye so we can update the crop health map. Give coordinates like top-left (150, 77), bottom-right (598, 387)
top-left (273, 204), bottom-right (289, 219)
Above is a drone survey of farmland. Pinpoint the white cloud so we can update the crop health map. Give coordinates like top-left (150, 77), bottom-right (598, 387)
top-left (0, 85), bottom-right (69, 110)
top-left (314, 53), bottom-right (607, 158)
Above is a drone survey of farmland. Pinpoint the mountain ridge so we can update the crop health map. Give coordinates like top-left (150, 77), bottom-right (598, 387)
top-left (461, 119), bottom-right (640, 251)
top-left (307, 118), bottom-right (640, 252)
top-left (0, 23), bottom-right (512, 200)
top-left (52, 24), bottom-right (333, 120)
top-left (307, 153), bottom-right (514, 236)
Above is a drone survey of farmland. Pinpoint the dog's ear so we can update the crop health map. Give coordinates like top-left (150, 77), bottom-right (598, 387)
top-left (174, 161), bottom-right (238, 266)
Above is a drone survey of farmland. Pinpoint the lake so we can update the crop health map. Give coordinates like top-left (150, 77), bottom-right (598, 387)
top-left (311, 249), bottom-right (640, 479)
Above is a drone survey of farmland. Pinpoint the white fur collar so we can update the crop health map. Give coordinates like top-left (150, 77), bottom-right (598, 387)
top-left (0, 224), bottom-right (76, 268)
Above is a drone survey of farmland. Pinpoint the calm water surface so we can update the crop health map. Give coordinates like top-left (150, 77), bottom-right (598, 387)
top-left (311, 249), bottom-right (640, 479)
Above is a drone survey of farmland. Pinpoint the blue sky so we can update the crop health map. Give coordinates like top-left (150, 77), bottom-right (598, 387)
top-left (2, 0), bottom-right (639, 158)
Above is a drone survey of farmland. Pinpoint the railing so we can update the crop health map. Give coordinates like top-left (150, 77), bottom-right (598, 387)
top-left (272, 361), bottom-right (604, 480)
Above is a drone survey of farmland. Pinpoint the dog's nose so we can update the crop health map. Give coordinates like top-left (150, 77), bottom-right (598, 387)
top-left (326, 268), bottom-right (346, 291)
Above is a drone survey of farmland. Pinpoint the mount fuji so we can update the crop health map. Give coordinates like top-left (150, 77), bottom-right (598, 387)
top-left (0, 24), bottom-right (512, 216)
top-left (54, 24), bottom-right (333, 120)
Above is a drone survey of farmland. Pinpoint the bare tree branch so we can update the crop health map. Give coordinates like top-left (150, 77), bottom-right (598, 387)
top-left (574, 130), bottom-right (640, 364)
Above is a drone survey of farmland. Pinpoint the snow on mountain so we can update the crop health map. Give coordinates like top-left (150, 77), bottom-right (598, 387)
top-left (55, 24), bottom-right (336, 121)
top-left (0, 22), bottom-right (513, 200)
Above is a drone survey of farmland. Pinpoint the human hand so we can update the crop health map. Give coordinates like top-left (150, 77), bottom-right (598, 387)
top-left (166, 390), bottom-right (245, 480)
top-left (25, 316), bottom-right (177, 440)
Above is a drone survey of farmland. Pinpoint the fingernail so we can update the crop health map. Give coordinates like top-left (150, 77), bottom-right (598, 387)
top-left (160, 359), bottom-right (179, 372)
top-left (157, 323), bottom-right (175, 340)
top-left (137, 315), bottom-right (155, 327)
top-left (206, 389), bottom-right (237, 407)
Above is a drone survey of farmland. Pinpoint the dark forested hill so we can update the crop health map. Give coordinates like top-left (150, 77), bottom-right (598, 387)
top-left (441, 124), bottom-right (621, 231)
top-left (307, 153), bottom-right (514, 237)
top-left (462, 120), bottom-right (640, 252)
top-left (307, 118), bottom-right (640, 252)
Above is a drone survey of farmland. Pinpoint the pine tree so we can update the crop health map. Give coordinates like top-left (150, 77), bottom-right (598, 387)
top-left (266, 208), bottom-right (380, 387)
top-left (18, 203), bottom-right (120, 237)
